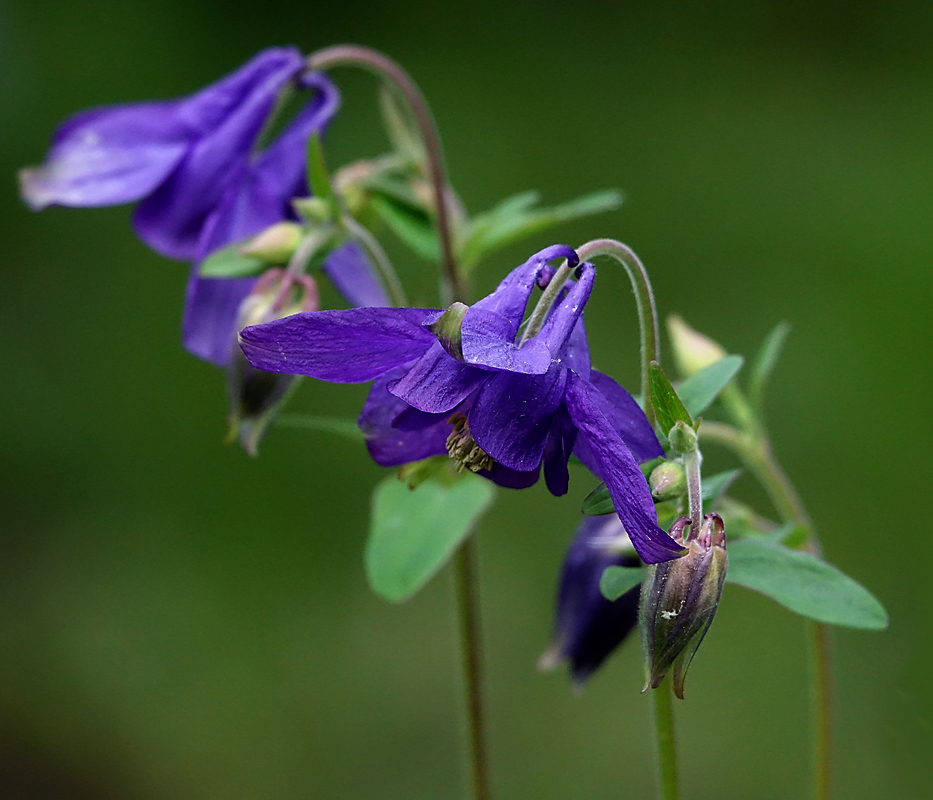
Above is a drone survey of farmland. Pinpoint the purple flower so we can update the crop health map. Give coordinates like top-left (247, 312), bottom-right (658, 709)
top-left (20, 47), bottom-right (337, 261)
top-left (18, 46), bottom-right (393, 366)
top-left (540, 515), bottom-right (642, 688)
top-left (238, 244), bottom-right (685, 564)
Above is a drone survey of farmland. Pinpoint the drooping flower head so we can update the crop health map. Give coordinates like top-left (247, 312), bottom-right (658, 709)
top-left (239, 244), bottom-right (686, 564)
top-left (20, 47), bottom-right (335, 261)
top-left (540, 514), bottom-right (643, 688)
top-left (19, 47), bottom-right (391, 368)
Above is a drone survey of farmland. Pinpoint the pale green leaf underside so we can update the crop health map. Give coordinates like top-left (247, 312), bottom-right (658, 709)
top-left (726, 539), bottom-right (888, 629)
top-left (366, 474), bottom-right (495, 602)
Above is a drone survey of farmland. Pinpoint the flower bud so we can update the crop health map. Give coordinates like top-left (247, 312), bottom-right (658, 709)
top-left (640, 514), bottom-right (727, 698)
top-left (292, 196), bottom-right (333, 224)
top-left (239, 222), bottom-right (303, 264)
top-left (667, 315), bottom-right (727, 377)
top-left (228, 270), bottom-right (319, 456)
top-left (649, 461), bottom-right (686, 501)
top-left (668, 420), bottom-right (698, 454)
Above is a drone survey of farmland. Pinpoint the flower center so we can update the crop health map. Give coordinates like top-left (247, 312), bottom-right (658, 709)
top-left (446, 413), bottom-right (495, 473)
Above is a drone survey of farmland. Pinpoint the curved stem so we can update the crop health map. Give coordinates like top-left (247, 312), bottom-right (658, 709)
top-left (651, 679), bottom-right (679, 800)
top-left (575, 240), bottom-right (660, 427)
top-left (305, 45), bottom-right (463, 304)
top-left (454, 538), bottom-right (492, 800)
top-left (521, 240), bottom-right (660, 427)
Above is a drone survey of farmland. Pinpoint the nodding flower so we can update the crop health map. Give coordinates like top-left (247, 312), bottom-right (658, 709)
top-left (239, 244), bottom-right (686, 564)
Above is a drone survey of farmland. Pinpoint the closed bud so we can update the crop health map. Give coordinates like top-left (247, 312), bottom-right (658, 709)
top-left (649, 461), bottom-right (686, 501)
top-left (292, 196), bottom-right (333, 224)
top-left (668, 420), bottom-right (698, 454)
top-left (667, 315), bottom-right (727, 377)
top-left (640, 514), bottom-right (727, 698)
top-left (228, 270), bottom-right (319, 456)
top-left (239, 222), bottom-right (303, 264)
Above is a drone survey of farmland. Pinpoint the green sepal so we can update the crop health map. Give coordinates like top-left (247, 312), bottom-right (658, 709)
top-left (649, 361), bottom-right (693, 436)
top-left (366, 472), bottom-right (495, 602)
top-left (370, 193), bottom-right (440, 262)
top-left (748, 321), bottom-right (791, 406)
top-left (676, 355), bottom-right (744, 418)
top-left (198, 243), bottom-right (267, 279)
top-left (726, 539), bottom-right (888, 629)
top-left (459, 189), bottom-right (623, 272)
top-left (600, 566), bottom-right (647, 601)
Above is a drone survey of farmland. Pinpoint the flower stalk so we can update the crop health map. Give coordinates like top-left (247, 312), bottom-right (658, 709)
top-left (651, 678), bottom-right (680, 800)
top-left (304, 45), bottom-right (462, 303)
top-left (699, 389), bottom-right (832, 800)
top-left (523, 239), bottom-right (661, 428)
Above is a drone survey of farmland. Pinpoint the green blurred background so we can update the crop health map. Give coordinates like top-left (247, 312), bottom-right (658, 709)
top-left (1, 0), bottom-right (930, 797)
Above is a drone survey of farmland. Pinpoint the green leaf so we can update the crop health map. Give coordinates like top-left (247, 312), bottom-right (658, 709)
top-left (677, 355), bottom-right (744, 418)
top-left (649, 361), bottom-right (693, 435)
top-left (306, 133), bottom-right (336, 208)
top-left (600, 566), bottom-right (647, 600)
top-left (748, 321), bottom-right (791, 406)
top-left (366, 474), bottom-right (495, 602)
top-left (370, 194), bottom-right (440, 261)
top-left (460, 189), bottom-right (622, 270)
top-left (198, 243), bottom-right (266, 279)
top-left (726, 539), bottom-right (888, 629)
top-left (275, 414), bottom-right (364, 441)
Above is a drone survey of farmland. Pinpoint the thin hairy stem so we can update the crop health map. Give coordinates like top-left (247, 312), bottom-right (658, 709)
top-left (682, 447), bottom-right (703, 537)
top-left (305, 45), bottom-right (462, 303)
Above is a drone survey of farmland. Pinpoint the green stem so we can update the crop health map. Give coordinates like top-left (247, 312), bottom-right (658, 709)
top-left (522, 239), bottom-right (660, 427)
top-left (306, 45), bottom-right (490, 799)
top-left (454, 538), bottom-right (492, 800)
top-left (651, 679), bottom-right (679, 800)
top-left (699, 401), bottom-right (831, 800)
top-left (681, 446), bottom-right (703, 536)
top-left (304, 45), bottom-right (463, 304)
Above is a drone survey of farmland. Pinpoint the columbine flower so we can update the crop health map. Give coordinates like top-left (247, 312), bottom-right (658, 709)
top-left (20, 47), bottom-right (337, 261)
top-left (18, 47), bottom-right (393, 366)
top-left (539, 515), bottom-right (642, 688)
top-left (239, 244), bottom-right (685, 564)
